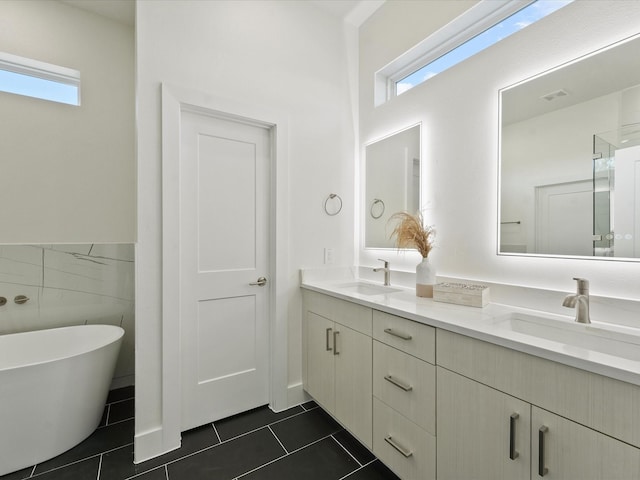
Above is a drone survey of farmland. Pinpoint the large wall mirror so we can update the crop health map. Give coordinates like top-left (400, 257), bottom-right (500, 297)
top-left (364, 124), bottom-right (421, 248)
top-left (499, 33), bottom-right (640, 260)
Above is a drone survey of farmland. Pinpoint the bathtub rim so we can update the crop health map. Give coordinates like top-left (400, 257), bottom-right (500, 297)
top-left (0, 324), bottom-right (124, 372)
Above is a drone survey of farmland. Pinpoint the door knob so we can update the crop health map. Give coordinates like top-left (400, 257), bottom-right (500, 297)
top-left (249, 277), bottom-right (267, 286)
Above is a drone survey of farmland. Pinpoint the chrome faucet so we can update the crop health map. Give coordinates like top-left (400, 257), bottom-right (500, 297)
top-left (373, 259), bottom-right (391, 286)
top-left (562, 277), bottom-right (591, 324)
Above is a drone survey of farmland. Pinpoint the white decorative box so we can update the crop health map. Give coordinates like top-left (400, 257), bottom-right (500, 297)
top-left (433, 282), bottom-right (490, 308)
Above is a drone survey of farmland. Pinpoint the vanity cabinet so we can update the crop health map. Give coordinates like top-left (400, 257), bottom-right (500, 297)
top-left (437, 330), bottom-right (640, 480)
top-left (302, 287), bottom-right (640, 480)
top-left (371, 311), bottom-right (436, 480)
top-left (303, 291), bottom-right (373, 448)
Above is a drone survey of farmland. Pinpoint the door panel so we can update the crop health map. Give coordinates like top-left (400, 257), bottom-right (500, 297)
top-left (180, 108), bottom-right (270, 431)
top-left (197, 133), bottom-right (256, 271)
top-left (532, 406), bottom-right (640, 480)
top-left (196, 296), bottom-right (256, 383)
top-left (335, 324), bottom-right (373, 449)
top-left (305, 312), bottom-right (335, 412)
top-left (437, 367), bottom-right (530, 480)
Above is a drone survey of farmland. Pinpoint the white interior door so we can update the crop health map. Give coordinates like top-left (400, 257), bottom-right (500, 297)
top-left (179, 107), bottom-right (270, 431)
top-left (613, 145), bottom-right (640, 257)
top-left (535, 180), bottom-right (593, 256)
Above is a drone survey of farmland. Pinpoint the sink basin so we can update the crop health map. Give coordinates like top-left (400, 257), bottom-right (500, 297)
top-left (336, 282), bottom-right (402, 296)
top-left (494, 312), bottom-right (640, 362)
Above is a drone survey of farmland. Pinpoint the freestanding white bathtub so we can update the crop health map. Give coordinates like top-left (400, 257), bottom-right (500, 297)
top-left (0, 324), bottom-right (124, 476)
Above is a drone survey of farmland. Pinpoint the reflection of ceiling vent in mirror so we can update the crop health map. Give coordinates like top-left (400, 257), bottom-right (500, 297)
top-left (540, 89), bottom-right (569, 101)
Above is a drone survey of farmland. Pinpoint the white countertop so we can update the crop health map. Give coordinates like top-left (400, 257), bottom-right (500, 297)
top-left (301, 278), bottom-right (640, 387)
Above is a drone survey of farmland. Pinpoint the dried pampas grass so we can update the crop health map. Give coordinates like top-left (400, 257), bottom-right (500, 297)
top-left (389, 211), bottom-right (435, 258)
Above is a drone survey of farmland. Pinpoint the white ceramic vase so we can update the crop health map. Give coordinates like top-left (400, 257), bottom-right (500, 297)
top-left (416, 257), bottom-right (435, 297)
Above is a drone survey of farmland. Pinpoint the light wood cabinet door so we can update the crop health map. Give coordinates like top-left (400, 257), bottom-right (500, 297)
top-left (305, 312), bottom-right (335, 412)
top-left (437, 367), bottom-right (530, 480)
top-left (334, 324), bottom-right (373, 449)
top-left (532, 406), bottom-right (640, 480)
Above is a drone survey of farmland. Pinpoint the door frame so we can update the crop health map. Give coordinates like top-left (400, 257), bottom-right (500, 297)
top-left (161, 83), bottom-right (289, 446)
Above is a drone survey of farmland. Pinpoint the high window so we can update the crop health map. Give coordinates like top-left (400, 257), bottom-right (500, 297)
top-left (0, 52), bottom-right (80, 106)
top-left (375, 0), bottom-right (573, 105)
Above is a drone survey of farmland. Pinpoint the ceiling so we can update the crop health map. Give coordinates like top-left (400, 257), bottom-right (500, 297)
top-left (61, 0), bottom-right (135, 26)
top-left (60, 0), bottom-right (383, 28)
top-left (502, 35), bottom-right (640, 125)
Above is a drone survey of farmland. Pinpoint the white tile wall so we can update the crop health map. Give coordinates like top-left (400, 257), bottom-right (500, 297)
top-left (0, 244), bottom-right (135, 387)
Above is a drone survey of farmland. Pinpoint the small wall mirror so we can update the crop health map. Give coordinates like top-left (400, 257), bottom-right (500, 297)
top-left (499, 34), bottom-right (640, 260)
top-left (364, 124), bottom-right (421, 248)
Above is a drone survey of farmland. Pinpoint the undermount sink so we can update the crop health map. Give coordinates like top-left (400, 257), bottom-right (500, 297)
top-left (336, 282), bottom-right (402, 296)
top-left (494, 312), bottom-right (640, 362)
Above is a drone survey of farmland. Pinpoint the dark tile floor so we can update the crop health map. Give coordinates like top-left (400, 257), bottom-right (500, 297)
top-left (2, 387), bottom-right (399, 480)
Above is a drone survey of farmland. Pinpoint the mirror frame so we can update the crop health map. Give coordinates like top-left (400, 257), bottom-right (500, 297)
top-left (497, 33), bottom-right (640, 262)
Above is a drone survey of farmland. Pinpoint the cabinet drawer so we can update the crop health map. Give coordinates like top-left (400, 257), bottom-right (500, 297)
top-left (304, 290), bottom-right (372, 335)
top-left (373, 398), bottom-right (435, 480)
top-left (373, 341), bottom-right (435, 434)
top-left (373, 310), bottom-right (435, 363)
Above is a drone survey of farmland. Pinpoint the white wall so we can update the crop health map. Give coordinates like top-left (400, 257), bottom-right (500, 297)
top-left (0, 1), bottom-right (135, 243)
top-left (136, 0), bottom-right (356, 460)
top-left (359, 0), bottom-right (640, 298)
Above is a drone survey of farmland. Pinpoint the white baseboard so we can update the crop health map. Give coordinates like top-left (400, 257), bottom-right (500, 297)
top-left (285, 381), bottom-right (311, 409)
top-left (134, 427), bottom-right (180, 464)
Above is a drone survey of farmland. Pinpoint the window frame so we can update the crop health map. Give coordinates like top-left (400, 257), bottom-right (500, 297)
top-left (0, 51), bottom-right (81, 106)
top-left (375, 0), bottom-right (536, 106)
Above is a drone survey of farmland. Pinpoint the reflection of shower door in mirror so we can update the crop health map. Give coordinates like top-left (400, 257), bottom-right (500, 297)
top-left (613, 145), bottom-right (640, 257)
top-left (535, 180), bottom-right (593, 256)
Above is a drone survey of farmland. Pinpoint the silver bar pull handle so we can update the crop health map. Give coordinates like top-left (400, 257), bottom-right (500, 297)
top-left (384, 328), bottom-right (412, 341)
top-left (249, 277), bottom-right (267, 286)
top-left (538, 425), bottom-right (549, 477)
top-left (384, 436), bottom-right (413, 458)
top-left (325, 328), bottom-right (333, 351)
top-left (333, 331), bottom-right (340, 355)
top-left (384, 375), bottom-right (413, 392)
top-left (509, 413), bottom-right (519, 460)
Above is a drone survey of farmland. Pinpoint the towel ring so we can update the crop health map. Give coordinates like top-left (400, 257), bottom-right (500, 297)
top-left (324, 193), bottom-right (343, 216)
top-left (370, 198), bottom-right (385, 219)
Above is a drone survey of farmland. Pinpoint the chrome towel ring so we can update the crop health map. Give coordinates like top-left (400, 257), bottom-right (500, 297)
top-left (324, 193), bottom-right (343, 216)
top-left (370, 198), bottom-right (385, 219)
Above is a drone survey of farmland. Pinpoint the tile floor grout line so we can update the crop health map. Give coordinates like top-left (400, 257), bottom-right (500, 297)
top-left (267, 425), bottom-right (289, 454)
top-left (214, 405), bottom-right (312, 445)
top-left (96, 416), bottom-right (134, 430)
top-left (96, 454), bottom-right (103, 480)
top-left (263, 405), bottom-right (316, 428)
top-left (235, 431), bottom-right (338, 479)
top-left (25, 453), bottom-right (102, 480)
top-left (330, 433), bottom-right (363, 467)
top-left (211, 422), bottom-right (222, 444)
top-left (122, 465), bottom-right (167, 480)
top-left (107, 396), bottom-right (134, 406)
top-left (104, 404), bottom-right (111, 426)
top-left (25, 441), bottom-right (136, 480)
top-left (337, 458), bottom-right (380, 480)
top-left (164, 464), bottom-right (169, 480)
top-left (155, 424), bottom-right (280, 472)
